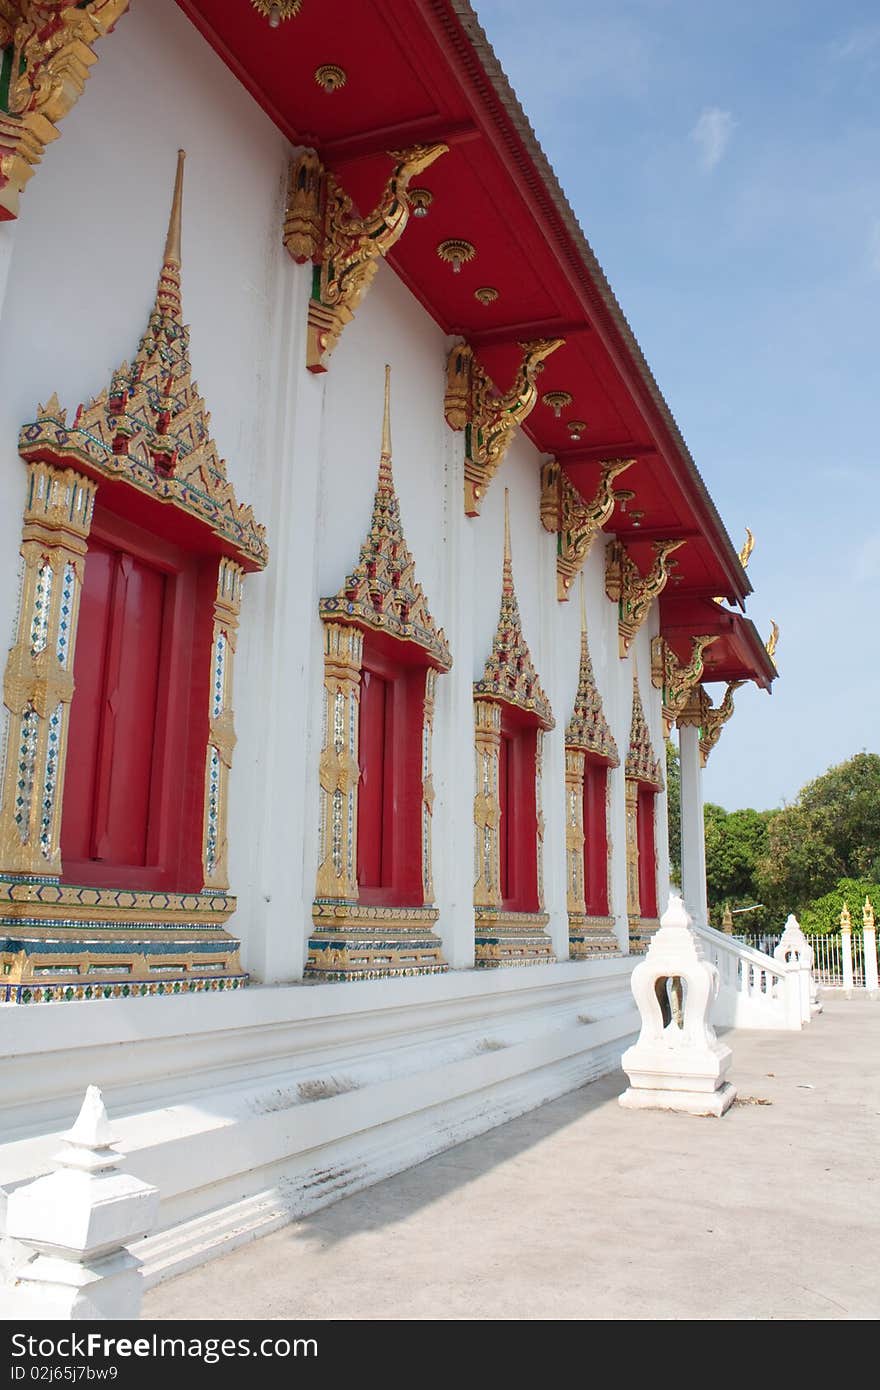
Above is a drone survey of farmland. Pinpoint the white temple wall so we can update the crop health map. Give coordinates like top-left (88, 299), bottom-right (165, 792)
top-left (0, 0), bottom-right (675, 978)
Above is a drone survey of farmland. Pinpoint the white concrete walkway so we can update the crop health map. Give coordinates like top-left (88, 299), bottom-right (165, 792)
top-left (143, 996), bottom-right (880, 1321)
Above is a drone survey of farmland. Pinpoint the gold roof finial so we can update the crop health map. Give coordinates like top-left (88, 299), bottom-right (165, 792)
top-left (155, 150), bottom-right (185, 324)
top-left (379, 363), bottom-right (393, 486)
top-left (739, 527), bottom-right (755, 570)
top-left (164, 149), bottom-right (185, 268)
top-left (766, 619), bottom-right (779, 661)
top-left (503, 488), bottom-right (513, 595)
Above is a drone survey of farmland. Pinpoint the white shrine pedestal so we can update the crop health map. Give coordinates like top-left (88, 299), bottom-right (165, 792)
top-left (619, 893), bottom-right (736, 1117)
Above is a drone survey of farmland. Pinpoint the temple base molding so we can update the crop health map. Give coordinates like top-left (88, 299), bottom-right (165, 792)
top-left (474, 910), bottom-right (555, 968)
top-left (628, 916), bottom-right (661, 955)
top-left (569, 914), bottom-right (621, 959)
top-left (306, 902), bottom-right (447, 980)
top-left (0, 876), bottom-right (246, 1005)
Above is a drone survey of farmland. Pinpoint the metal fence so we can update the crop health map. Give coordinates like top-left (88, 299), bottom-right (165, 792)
top-left (734, 932), bottom-right (871, 988)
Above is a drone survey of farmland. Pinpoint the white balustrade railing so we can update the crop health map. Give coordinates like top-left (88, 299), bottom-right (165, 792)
top-left (693, 922), bottom-right (806, 1030)
top-left (736, 931), bottom-right (874, 990)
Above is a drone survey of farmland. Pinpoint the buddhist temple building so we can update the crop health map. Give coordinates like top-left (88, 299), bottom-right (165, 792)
top-left (0, 0), bottom-right (776, 1278)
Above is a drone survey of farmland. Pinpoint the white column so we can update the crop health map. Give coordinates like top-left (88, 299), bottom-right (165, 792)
top-left (433, 366), bottom-right (476, 969)
top-left (841, 924), bottom-right (854, 998)
top-left (864, 921), bottom-right (878, 998)
top-left (0, 223), bottom-right (15, 327)
top-left (679, 722), bottom-right (708, 929)
top-left (540, 513), bottom-right (570, 963)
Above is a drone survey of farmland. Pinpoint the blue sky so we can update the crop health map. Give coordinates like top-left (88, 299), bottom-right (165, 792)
top-left (474, 0), bottom-right (879, 812)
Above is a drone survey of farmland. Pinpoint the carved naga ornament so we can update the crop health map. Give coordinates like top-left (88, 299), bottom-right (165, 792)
top-left (540, 457), bottom-right (635, 600)
top-left (605, 536), bottom-right (685, 658)
top-left (445, 338), bottom-right (564, 515)
top-left (0, 1), bottom-right (129, 221)
top-left (650, 634), bottom-right (718, 735)
top-left (284, 143), bottom-right (448, 372)
top-left (677, 680), bottom-right (745, 766)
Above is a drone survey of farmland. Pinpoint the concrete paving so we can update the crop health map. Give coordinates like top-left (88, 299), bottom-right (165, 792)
top-left (143, 996), bottom-right (880, 1321)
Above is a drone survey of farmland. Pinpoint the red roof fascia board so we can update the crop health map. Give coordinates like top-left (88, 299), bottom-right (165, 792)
top-left (416, 0), bottom-right (750, 606)
top-left (660, 596), bottom-right (776, 689)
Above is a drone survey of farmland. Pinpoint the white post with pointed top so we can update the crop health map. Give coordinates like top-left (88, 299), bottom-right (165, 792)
top-left (863, 898), bottom-right (878, 998)
top-left (840, 905), bottom-right (854, 998)
top-left (773, 913), bottom-right (816, 1022)
top-left (0, 1086), bottom-right (158, 1321)
top-left (619, 891), bottom-right (736, 1116)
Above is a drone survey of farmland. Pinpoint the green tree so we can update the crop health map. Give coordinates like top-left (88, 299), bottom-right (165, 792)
top-left (665, 739), bottom-right (681, 886)
top-left (755, 753), bottom-right (880, 915)
top-left (798, 877), bottom-right (880, 935)
top-left (704, 804), bottom-right (771, 923)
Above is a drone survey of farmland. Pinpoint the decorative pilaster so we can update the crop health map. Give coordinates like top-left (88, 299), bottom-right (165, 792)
top-left (540, 457), bottom-right (635, 600)
top-left (0, 1), bottom-right (129, 221)
top-left (473, 696), bottom-right (501, 910)
top-left (565, 746), bottom-right (586, 917)
top-left (625, 778), bottom-right (640, 922)
top-left (0, 461), bottom-right (95, 875)
top-left (202, 558), bottom-right (243, 891)
top-left (315, 621), bottom-right (363, 904)
top-left (651, 634), bottom-right (718, 735)
top-left (445, 339), bottom-right (564, 515)
top-left (284, 144), bottom-right (448, 372)
top-left (605, 537), bottom-right (686, 657)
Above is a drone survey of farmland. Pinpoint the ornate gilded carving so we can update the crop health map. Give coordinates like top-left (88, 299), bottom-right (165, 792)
top-left (565, 746), bottom-right (586, 919)
top-left (250, 0), bottom-right (302, 23)
top-left (540, 457), bottom-right (635, 600)
top-left (436, 237), bottom-right (475, 273)
top-left (473, 492), bottom-right (554, 968)
top-left (566, 579), bottom-right (618, 764)
top-left (314, 622), bottom-right (363, 904)
top-left (565, 580), bottom-right (620, 956)
top-left (625, 667), bottom-right (662, 946)
top-left (473, 697), bottom-right (501, 911)
top-left (625, 668), bottom-right (664, 789)
top-left (309, 369), bottom-right (449, 979)
top-left (715, 527), bottom-right (754, 603)
top-left (625, 777), bottom-right (640, 923)
top-left (474, 491), bottom-right (555, 729)
top-left (319, 370), bottom-right (451, 669)
top-left (605, 537), bottom-right (686, 657)
top-left (650, 633), bottom-right (718, 735)
top-left (19, 152), bottom-right (267, 569)
top-left (202, 559), bottom-right (243, 892)
top-left (677, 680), bottom-right (746, 767)
top-left (766, 619), bottom-right (779, 662)
top-left (421, 668), bottom-right (437, 901)
top-left (444, 339), bottom-right (564, 515)
top-left (0, 0), bottom-right (128, 221)
top-left (0, 461), bottom-right (95, 875)
top-left (284, 144), bottom-right (448, 372)
top-left (1, 152), bottom-right (263, 1000)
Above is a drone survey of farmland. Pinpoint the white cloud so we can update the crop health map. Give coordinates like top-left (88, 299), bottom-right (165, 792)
top-left (691, 107), bottom-right (736, 172)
